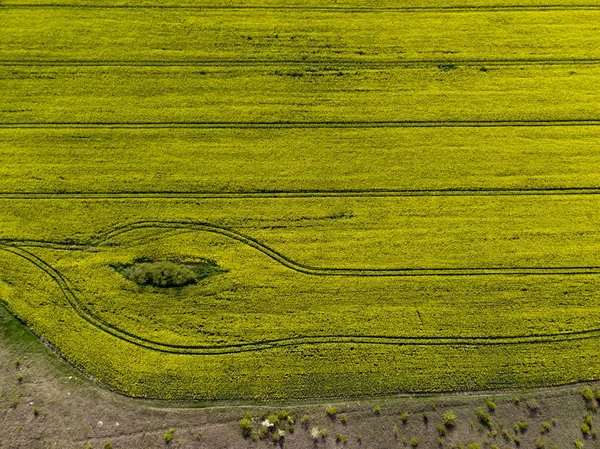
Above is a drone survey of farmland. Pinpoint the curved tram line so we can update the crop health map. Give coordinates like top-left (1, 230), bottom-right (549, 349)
top-left (2, 220), bottom-right (600, 354)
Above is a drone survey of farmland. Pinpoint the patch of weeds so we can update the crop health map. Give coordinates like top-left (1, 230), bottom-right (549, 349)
top-left (326, 406), bottom-right (338, 418)
top-left (266, 413), bottom-right (279, 426)
top-left (582, 423), bottom-right (591, 436)
top-left (310, 427), bottom-right (320, 440)
top-left (239, 417), bottom-right (253, 438)
top-left (476, 408), bottom-right (492, 429)
top-left (540, 421), bottom-right (551, 434)
top-left (443, 410), bottom-right (456, 428)
top-left (400, 411), bottom-right (409, 424)
top-left (526, 398), bottom-right (541, 415)
top-left (582, 386), bottom-right (594, 402)
top-left (300, 414), bottom-right (310, 428)
top-left (112, 259), bottom-right (223, 288)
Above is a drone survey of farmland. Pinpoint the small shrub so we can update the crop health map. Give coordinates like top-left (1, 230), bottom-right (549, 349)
top-left (393, 424), bottom-right (399, 438)
top-left (551, 418), bottom-right (557, 426)
top-left (14, 359), bottom-right (20, 369)
top-left (320, 428), bottom-right (328, 438)
top-left (477, 408), bottom-right (492, 429)
top-left (300, 414), bottom-right (310, 427)
top-left (584, 415), bottom-right (593, 427)
top-left (335, 433), bottom-right (342, 442)
top-left (526, 398), bottom-right (541, 415)
top-left (16, 373), bottom-right (23, 384)
top-left (310, 427), bottom-right (320, 440)
top-left (486, 400), bottom-right (496, 412)
top-left (502, 429), bottom-right (512, 440)
top-left (513, 396), bottom-right (521, 405)
top-left (326, 406), bottom-right (338, 418)
top-left (267, 413), bottom-right (279, 426)
top-left (583, 387), bottom-right (594, 402)
top-left (540, 422), bottom-right (551, 434)
top-left (514, 435), bottom-right (521, 446)
top-left (443, 410), bottom-right (456, 428)
top-left (33, 407), bottom-right (40, 417)
top-left (437, 424), bottom-right (447, 436)
top-left (258, 425), bottom-right (269, 439)
top-left (164, 428), bottom-right (174, 443)
top-left (400, 411), bottom-right (409, 424)
top-left (536, 438), bottom-right (545, 449)
top-left (575, 439), bottom-right (584, 449)
top-left (410, 437), bottom-right (419, 447)
top-left (244, 412), bottom-right (252, 420)
top-left (468, 444), bottom-right (481, 449)
top-left (518, 421), bottom-right (528, 433)
top-left (104, 443), bottom-right (112, 449)
top-left (342, 435), bottom-right (347, 444)
top-left (582, 423), bottom-right (590, 435)
top-left (340, 414), bottom-right (347, 425)
top-left (423, 412), bottom-right (429, 424)
top-left (240, 418), bottom-right (253, 438)
top-left (288, 423), bottom-right (294, 433)
top-left (374, 405), bottom-right (381, 415)
top-left (277, 410), bottom-right (288, 421)
top-left (357, 433), bottom-right (362, 443)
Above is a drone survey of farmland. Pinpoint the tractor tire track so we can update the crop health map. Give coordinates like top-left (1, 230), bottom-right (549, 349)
top-left (2, 187), bottom-right (600, 200)
top-left (2, 120), bottom-right (600, 129)
top-left (3, 4), bottom-right (600, 11)
top-left (2, 220), bottom-right (600, 354)
top-left (2, 58), bottom-right (600, 67)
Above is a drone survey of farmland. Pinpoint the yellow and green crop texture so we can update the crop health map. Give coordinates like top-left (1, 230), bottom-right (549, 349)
top-left (1, 0), bottom-right (600, 400)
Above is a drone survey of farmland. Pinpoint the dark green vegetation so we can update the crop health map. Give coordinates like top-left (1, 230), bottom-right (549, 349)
top-left (113, 259), bottom-right (222, 288)
top-left (2, 0), bottom-right (600, 402)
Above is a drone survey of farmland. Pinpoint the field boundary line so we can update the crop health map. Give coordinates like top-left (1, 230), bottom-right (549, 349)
top-left (2, 188), bottom-right (600, 199)
top-left (2, 120), bottom-right (600, 129)
top-left (3, 4), bottom-right (600, 11)
top-left (2, 58), bottom-right (600, 67)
